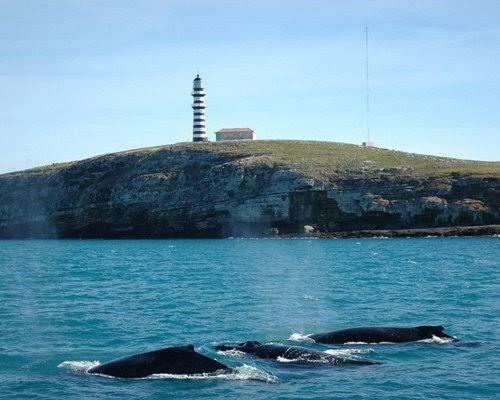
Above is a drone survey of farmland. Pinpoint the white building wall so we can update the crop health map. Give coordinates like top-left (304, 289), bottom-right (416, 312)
top-left (215, 132), bottom-right (255, 142)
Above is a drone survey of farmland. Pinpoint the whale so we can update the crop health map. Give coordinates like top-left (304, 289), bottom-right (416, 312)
top-left (87, 345), bottom-right (231, 378)
top-left (309, 325), bottom-right (455, 344)
top-left (214, 341), bottom-right (378, 365)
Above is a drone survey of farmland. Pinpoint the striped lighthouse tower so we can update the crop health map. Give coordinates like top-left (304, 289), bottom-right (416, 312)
top-left (191, 74), bottom-right (207, 142)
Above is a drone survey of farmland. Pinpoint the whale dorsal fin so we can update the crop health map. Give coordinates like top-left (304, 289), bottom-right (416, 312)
top-left (183, 344), bottom-right (195, 351)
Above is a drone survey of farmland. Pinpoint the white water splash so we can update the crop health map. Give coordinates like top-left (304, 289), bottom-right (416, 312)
top-left (216, 349), bottom-right (246, 357)
top-left (324, 348), bottom-right (374, 357)
top-left (140, 365), bottom-right (277, 382)
top-left (288, 333), bottom-right (315, 343)
top-left (58, 360), bottom-right (100, 373)
top-left (58, 361), bottom-right (277, 383)
top-left (344, 341), bottom-right (396, 345)
top-left (276, 356), bottom-right (297, 363)
top-left (303, 294), bottom-right (319, 301)
top-left (418, 335), bottom-right (456, 344)
top-left (340, 336), bottom-right (455, 345)
top-left (276, 355), bottom-right (328, 364)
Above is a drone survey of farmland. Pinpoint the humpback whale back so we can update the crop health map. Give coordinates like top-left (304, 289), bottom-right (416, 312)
top-left (309, 325), bottom-right (455, 344)
top-left (214, 342), bottom-right (379, 365)
top-left (88, 345), bottom-right (230, 378)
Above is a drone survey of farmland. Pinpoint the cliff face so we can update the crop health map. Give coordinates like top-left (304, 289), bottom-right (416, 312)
top-left (0, 141), bottom-right (498, 238)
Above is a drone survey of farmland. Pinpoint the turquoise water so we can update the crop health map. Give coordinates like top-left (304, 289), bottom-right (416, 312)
top-left (0, 238), bottom-right (499, 399)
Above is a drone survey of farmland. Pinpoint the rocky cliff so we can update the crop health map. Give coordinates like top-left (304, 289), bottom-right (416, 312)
top-left (0, 140), bottom-right (498, 238)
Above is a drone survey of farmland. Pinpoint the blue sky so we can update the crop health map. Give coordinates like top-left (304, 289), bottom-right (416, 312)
top-left (1, 0), bottom-right (499, 172)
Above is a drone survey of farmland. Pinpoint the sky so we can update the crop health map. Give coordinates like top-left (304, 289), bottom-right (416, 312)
top-left (0, 0), bottom-right (499, 173)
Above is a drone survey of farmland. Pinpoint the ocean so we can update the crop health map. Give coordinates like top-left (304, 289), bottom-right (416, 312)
top-left (0, 237), bottom-right (498, 399)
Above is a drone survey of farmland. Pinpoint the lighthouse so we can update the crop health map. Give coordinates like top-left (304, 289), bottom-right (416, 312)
top-left (191, 74), bottom-right (207, 142)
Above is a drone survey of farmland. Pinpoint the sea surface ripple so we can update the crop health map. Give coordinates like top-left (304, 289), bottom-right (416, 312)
top-left (0, 237), bottom-right (498, 399)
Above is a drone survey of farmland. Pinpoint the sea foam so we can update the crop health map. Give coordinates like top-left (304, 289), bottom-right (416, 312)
top-left (216, 349), bottom-right (247, 357)
top-left (276, 355), bottom-right (328, 364)
top-left (324, 348), bottom-right (374, 357)
top-left (57, 360), bottom-right (100, 373)
top-left (149, 365), bottom-right (277, 382)
top-left (288, 333), bottom-right (315, 342)
top-left (418, 335), bottom-right (456, 344)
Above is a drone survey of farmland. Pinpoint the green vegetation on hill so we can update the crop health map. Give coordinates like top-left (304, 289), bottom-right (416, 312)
top-left (173, 140), bottom-right (500, 177)
top-left (7, 140), bottom-right (500, 178)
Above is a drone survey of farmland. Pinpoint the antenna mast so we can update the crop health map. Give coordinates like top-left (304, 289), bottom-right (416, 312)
top-left (365, 26), bottom-right (370, 144)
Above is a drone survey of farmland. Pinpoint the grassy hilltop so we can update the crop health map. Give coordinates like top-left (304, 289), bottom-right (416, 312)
top-left (6, 140), bottom-right (499, 179)
top-left (167, 140), bottom-right (499, 177)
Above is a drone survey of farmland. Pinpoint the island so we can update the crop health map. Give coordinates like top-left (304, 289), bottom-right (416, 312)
top-left (0, 140), bottom-right (498, 238)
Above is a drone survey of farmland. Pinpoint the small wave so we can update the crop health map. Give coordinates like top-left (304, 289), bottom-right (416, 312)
top-left (340, 336), bottom-right (454, 345)
top-left (58, 360), bottom-right (100, 373)
top-left (303, 294), bottom-right (318, 301)
top-left (344, 341), bottom-right (396, 345)
top-left (216, 349), bottom-right (246, 357)
top-left (418, 335), bottom-right (455, 344)
top-left (146, 365), bottom-right (277, 383)
top-left (58, 361), bottom-right (277, 382)
top-left (276, 356), bottom-right (300, 363)
top-left (276, 356), bottom-right (329, 364)
top-left (289, 333), bottom-right (315, 343)
top-left (324, 348), bottom-right (374, 357)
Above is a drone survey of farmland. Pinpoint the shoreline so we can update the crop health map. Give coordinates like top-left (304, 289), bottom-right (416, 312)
top-left (0, 225), bottom-right (498, 240)
top-left (275, 225), bottom-right (500, 239)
